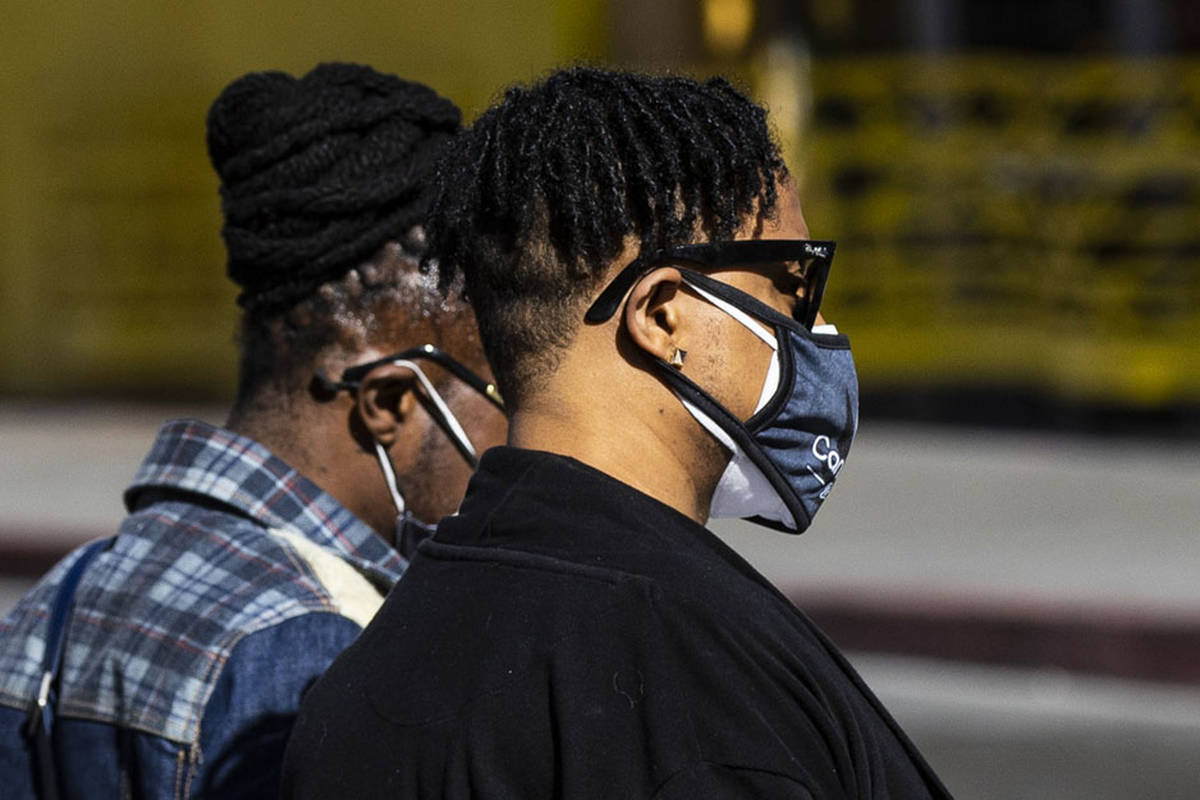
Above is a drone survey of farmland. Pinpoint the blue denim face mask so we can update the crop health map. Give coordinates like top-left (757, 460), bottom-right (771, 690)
top-left (657, 269), bottom-right (859, 534)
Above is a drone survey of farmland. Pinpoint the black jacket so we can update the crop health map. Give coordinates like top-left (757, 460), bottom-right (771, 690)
top-left (282, 447), bottom-right (952, 799)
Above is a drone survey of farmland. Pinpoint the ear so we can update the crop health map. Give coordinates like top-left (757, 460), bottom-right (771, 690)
top-left (356, 363), bottom-right (420, 447)
top-left (622, 266), bottom-right (684, 363)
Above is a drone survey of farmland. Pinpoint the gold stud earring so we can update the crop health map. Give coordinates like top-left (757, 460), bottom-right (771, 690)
top-left (668, 348), bottom-right (687, 369)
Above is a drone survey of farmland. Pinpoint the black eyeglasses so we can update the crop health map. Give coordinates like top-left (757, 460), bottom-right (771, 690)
top-left (316, 343), bottom-right (504, 411)
top-left (584, 239), bottom-right (836, 330)
top-left (314, 344), bottom-right (504, 467)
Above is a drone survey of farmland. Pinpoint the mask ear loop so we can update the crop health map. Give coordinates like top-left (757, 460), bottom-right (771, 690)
top-left (375, 440), bottom-right (408, 515)
top-left (681, 278), bottom-right (777, 350)
top-left (375, 440), bottom-right (439, 558)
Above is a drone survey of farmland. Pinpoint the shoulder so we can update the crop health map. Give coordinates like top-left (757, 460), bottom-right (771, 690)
top-left (284, 546), bottom-right (830, 798)
top-left (194, 612), bottom-right (364, 797)
top-left (0, 542), bottom-right (114, 711)
top-left (293, 541), bottom-right (658, 721)
top-left (211, 611), bottom-right (365, 695)
top-left (110, 500), bottom-right (384, 635)
top-left (0, 504), bottom-right (383, 745)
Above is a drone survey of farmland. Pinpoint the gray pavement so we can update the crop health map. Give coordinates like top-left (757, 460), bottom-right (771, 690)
top-left (712, 423), bottom-right (1200, 615)
top-left (4, 402), bottom-right (1198, 613)
top-left (0, 402), bottom-right (220, 549)
top-left (857, 654), bottom-right (1200, 800)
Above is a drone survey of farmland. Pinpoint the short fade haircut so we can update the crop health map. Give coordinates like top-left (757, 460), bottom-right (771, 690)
top-left (425, 67), bottom-right (787, 406)
top-left (205, 62), bottom-right (464, 410)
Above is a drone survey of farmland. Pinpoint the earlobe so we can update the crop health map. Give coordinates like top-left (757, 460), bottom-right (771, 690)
top-left (357, 364), bottom-right (419, 447)
top-left (623, 266), bottom-right (684, 363)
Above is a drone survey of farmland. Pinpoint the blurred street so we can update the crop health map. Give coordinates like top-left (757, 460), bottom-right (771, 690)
top-left (5, 402), bottom-right (1197, 608)
top-left (5, 1), bottom-right (1200, 796)
top-left (2, 402), bottom-right (1198, 798)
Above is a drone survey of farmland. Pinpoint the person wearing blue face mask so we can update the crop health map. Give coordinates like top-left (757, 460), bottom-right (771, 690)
top-left (283, 67), bottom-right (951, 799)
top-left (584, 236), bottom-right (856, 534)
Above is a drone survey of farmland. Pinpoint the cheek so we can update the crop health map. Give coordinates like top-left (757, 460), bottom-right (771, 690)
top-left (689, 313), bottom-right (774, 422)
top-left (728, 331), bottom-right (775, 421)
top-left (410, 436), bottom-right (484, 522)
top-left (410, 396), bottom-right (507, 519)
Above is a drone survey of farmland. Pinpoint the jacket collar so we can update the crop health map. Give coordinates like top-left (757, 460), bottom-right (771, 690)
top-left (125, 419), bottom-right (405, 588)
top-left (439, 446), bottom-right (732, 566)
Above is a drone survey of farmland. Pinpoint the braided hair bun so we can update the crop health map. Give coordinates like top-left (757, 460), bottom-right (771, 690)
top-left (207, 62), bottom-right (460, 313)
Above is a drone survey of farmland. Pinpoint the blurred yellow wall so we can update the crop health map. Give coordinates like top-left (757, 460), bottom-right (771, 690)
top-left (0, 0), bottom-right (605, 399)
top-left (3, 4), bottom-right (1197, 414)
top-left (796, 55), bottom-right (1200, 409)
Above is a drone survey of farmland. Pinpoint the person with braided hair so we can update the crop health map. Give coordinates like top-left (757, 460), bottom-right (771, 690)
top-left (0, 63), bottom-right (505, 799)
top-left (284, 67), bottom-right (952, 799)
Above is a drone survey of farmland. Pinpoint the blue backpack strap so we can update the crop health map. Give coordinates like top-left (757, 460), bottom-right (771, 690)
top-left (25, 537), bottom-right (113, 800)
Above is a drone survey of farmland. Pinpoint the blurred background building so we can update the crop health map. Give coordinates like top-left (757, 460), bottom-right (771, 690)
top-left (2, 1), bottom-right (1198, 797)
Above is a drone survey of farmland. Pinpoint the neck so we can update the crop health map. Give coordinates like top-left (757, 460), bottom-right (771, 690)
top-left (506, 367), bottom-right (726, 525)
top-left (226, 395), bottom-right (396, 543)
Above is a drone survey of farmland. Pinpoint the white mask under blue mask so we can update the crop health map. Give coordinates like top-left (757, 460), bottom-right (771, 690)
top-left (661, 269), bottom-right (859, 533)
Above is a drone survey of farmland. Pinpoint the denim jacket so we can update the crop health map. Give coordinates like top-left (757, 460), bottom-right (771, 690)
top-left (0, 420), bottom-right (405, 798)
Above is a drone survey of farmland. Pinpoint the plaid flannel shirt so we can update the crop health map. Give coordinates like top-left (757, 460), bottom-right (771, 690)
top-left (0, 419), bottom-right (405, 798)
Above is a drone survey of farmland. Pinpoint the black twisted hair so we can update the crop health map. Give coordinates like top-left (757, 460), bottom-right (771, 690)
top-left (205, 62), bottom-right (465, 410)
top-left (425, 67), bottom-right (787, 405)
